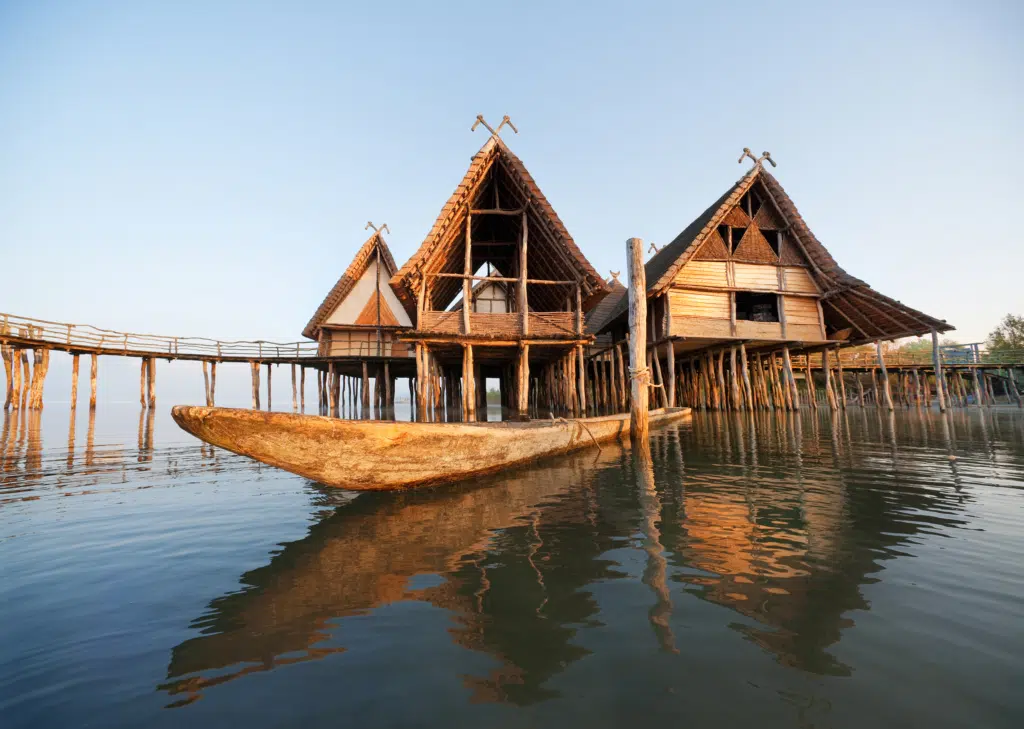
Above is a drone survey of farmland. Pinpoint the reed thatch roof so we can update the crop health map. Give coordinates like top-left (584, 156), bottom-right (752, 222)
top-left (390, 136), bottom-right (610, 316)
top-left (302, 230), bottom-right (409, 340)
top-left (602, 165), bottom-right (951, 345)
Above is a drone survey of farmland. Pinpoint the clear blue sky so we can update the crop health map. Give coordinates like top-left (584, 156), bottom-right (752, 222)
top-left (1, 1), bottom-right (1021, 402)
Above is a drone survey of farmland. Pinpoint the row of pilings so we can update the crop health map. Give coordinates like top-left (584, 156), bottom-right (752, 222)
top-left (671, 343), bottom-right (1023, 412)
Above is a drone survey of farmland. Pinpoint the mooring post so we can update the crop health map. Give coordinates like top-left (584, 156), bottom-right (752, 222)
top-left (627, 237), bottom-right (649, 442)
top-left (931, 329), bottom-right (946, 412)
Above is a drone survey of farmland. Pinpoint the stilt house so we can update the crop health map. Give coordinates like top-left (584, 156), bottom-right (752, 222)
top-left (389, 133), bottom-right (610, 420)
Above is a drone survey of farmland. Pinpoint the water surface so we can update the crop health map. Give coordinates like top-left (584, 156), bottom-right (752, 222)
top-left (2, 404), bottom-right (1023, 728)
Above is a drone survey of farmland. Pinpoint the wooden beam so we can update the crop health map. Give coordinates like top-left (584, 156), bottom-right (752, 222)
top-left (520, 210), bottom-right (529, 336)
top-left (876, 342), bottom-right (894, 410)
top-left (931, 329), bottom-right (946, 412)
top-left (463, 211), bottom-right (473, 335)
top-left (89, 353), bottom-right (98, 409)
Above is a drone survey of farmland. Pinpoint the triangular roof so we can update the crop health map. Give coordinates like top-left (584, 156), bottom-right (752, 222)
top-left (603, 165), bottom-right (951, 344)
top-left (354, 291), bottom-right (400, 326)
top-left (302, 231), bottom-right (410, 340)
top-left (390, 136), bottom-right (610, 315)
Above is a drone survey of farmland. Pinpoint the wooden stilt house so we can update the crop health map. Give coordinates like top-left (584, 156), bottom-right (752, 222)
top-left (302, 228), bottom-right (415, 413)
top-left (390, 133), bottom-right (610, 421)
top-left (599, 158), bottom-right (952, 411)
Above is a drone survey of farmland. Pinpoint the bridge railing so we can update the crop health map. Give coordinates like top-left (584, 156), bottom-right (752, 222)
top-left (0, 311), bottom-right (319, 360)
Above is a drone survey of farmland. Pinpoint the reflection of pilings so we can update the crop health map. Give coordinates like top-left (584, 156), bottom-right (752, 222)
top-left (67, 407), bottom-right (76, 469)
top-left (85, 407), bottom-right (97, 467)
top-left (634, 442), bottom-right (678, 653)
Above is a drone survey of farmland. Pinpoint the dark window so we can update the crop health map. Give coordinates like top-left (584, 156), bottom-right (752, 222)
top-left (748, 190), bottom-right (761, 218)
top-left (762, 229), bottom-right (780, 255)
top-left (730, 227), bottom-right (746, 251)
top-left (717, 224), bottom-right (730, 246)
top-left (735, 292), bottom-right (779, 322)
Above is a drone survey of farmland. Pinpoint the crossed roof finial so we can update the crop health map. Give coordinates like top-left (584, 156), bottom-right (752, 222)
top-left (738, 147), bottom-right (777, 169)
top-left (472, 114), bottom-right (518, 138)
top-left (365, 221), bottom-right (390, 236)
top-left (609, 270), bottom-right (621, 284)
top-left (648, 242), bottom-right (660, 255)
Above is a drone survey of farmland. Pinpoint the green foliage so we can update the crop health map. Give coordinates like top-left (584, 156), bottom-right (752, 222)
top-left (486, 388), bottom-right (501, 404)
top-left (988, 314), bottom-right (1024, 352)
top-left (895, 337), bottom-right (960, 354)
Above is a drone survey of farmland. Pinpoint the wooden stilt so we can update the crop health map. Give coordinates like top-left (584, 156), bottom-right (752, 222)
top-left (576, 345), bottom-right (586, 416)
top-left (251, 362), bottom-right (260, 410)
top-left (1, 345), bottom-right (12, 410)
top-left (876, 342), bottom-right (894, 411)
top-left (299, 365), bottom-right (305, 412)
top-left (10, 348), bottom-right (21, 410)
top-left (146, 357), bottom-right (155, 408)
top-left (291, 364), bottom-right (297, 411)
top-left (140, 358), bottom-right (149, 407)
top-left (836, 348), bottom-right (847, 408)
top-left (464, 344), bottom-right (476, 422)
top-left (856, 372), bottom-right (865, 406)
top-left (728, 346), bottom-right (740, 410)
top-left (627, 237), bottom-right (649, 442)
top-left (782, 347), bottom-right (799, 410)
top-left (384, 362), bottom-right (392, 411)
top-left (89, 354), bottom-right (98, 409)
top-left (823, 349), bottom-right (838, 410)
top-left (70, 354), bottom-right (80, 410)
top-left (666, 342), bottom-right (676, 408)
top-left (201, 361), bottom-right (210, 406)
top-left (739, 344), bottom-right (753, 411)
top-left (19, 350), bottom-right (29, 409)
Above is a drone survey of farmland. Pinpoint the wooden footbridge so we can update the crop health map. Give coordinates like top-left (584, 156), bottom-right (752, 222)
top-left (1, 311), bottom-right (326, 412)
top-left (3, 308), bottom-right (1022, 417)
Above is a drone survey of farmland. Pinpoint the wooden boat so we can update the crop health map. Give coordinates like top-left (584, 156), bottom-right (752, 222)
top-left (170, 405), bottom-right (691, 491)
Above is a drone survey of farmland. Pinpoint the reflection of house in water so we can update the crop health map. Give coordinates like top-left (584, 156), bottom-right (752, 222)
top-left (162, 414), bottom-right (973, 704)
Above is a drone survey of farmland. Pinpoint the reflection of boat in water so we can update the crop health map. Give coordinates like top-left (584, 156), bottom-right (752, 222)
top-left (170, 405), bottom-right (690, 490)
top-left (161, 446), bottom-right (629, 706)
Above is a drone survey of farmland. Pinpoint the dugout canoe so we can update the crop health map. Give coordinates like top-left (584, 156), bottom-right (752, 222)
top-left (170, 405), bottom-right (691, 491)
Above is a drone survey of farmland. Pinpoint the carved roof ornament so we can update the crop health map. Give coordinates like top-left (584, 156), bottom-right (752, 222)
top-left (472, 114), bottom-right (518, 139)
top-left (738, 147), bottom-right (777, 169)
top-left (609, 270), bottom-right (621, 284)
top-left (365, 222), bottom-right (390, 236)
top-left (647, 242), bottom-right (661, 255)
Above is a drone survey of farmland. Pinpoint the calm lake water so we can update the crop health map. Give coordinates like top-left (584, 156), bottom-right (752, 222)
top-left (1, 403), bottom-right (1022, 728)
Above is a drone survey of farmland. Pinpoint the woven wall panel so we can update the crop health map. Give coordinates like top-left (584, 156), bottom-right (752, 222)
top-left (693, 229), bottom-right (730, 261)
top-left (530, 312), bottom-right (576, 337)
top-left (421, 310), bottom-right (461, 334)
top-left (723, 207), bottom-right (750, 227)
top-left (778, 235), bottom-right (810, 266)
top-left (753, 205), bottom-right (784, 230)
top-left (732, 225), bottom-right (779, 264)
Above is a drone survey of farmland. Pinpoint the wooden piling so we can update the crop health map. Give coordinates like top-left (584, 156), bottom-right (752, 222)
top-left (89, 354), bottom-right (98, 409)
top-left (299, 366), bottom-right (305, 411)
top-left (291, 364), bottom-right (297, 411)
top-left (782, 347), bottom-right (799, 410)
top-left (576, 345), bottom-right (586, 416)
top-left (627, 237), bottom-right (649, 442)
top-left (69, 354), bottom-right (80, 410)
top-left (652, 349), bottom-right (668, 408)
top-left (250, 362), bottom-right (260, 410)
top-left (876, 342), bottom-right (894, 411)
top-left (140, 358), bottom-right (149, 407)
top-left (738, 344), bottom-right (753, 411)
top-left (666, 343), bottom-right (676, 408)
top-left (823, 349), bottom-right (838, 411)
top-left (929, 330), bottom-right (946, 412)
top-left (463, 344), bottom-right (476, 422)
top-left (202, 361), bottom-right (211, 406)
top-left (10, 348), bottom-right (22, 410)
top-left (835, 348), bottom-right (847, 408)
top-left (20, 350), bottom-right (30, 409)
top-left (856, 372), bottom-right (865, 406)
top-left (210, 362), bottom-right (217, 406)
top-left (265, 363), bottom-right (272, 410)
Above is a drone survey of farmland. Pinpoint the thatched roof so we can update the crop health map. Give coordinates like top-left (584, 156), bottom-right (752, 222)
top-left (585, 279), bottom-right (626, 336)
top-left (390, 136), bottom-right (610, 316)
top-left (602, 165), bottom-right (951, 345)
top-left (302, 231), bottom-right (409, 340)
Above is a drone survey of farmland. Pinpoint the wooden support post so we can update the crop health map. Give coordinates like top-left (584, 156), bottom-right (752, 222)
top-left (18, 350), bottom-right (29, 409)
top-left (912, 368), bottom-right (922, 407)
top-left (931, 329), bottom-right (946, 412)
top-left (210, 362), bottom-right (217, 406)
top-left (514, 344), bottom-right (530, 416)
top-left (28, 348), bottom-right (50, 409)
top-left (870, 369), bottom-right (879, 405)
top-left (782, 347), bottom-right (799, 410)
top-left (299, 365), bottom-right (305, 411)
top-left (651, 349), bottom-right (668, 408)
top-left (1, 345), bottom-right (11, 410)
top-left (89, 354), bottom-right (98, 409)
top-left (464, 344), bottom-right (476, 422)
top-left (203, 361), bottom-right (211, 406)
top-left (361, 361), bottom-right (370, 413)
top-left (519, 210), bottom-right (529, 335)
top-left (876, 342), bottom-right (894, 411)
top-left (739, 344), bottom-right (753, 411)
top-left (728, 345), bottom-right (740, 410)
top-left (836, 348), bottom-right (847, 408)
top-left (384, 362), bottom-right (392, 411)
top-left (805, 358), bottom-right (817, 409)
top-left (140, 358), bottom-right (149, 407)
top-left (856, 373), bottom-right (865, 406)
top-left (70, 354), bottom-right (80, 410)
top-left (250, 362), bottom-right (260, 410)
top-left (716, 351), bottom-right (727, 411)
top-left (415, 343), bottom-right (426, 420)
top-left (666, 342), bottom-right (676, 408)
top-left (291, 364), bottom-right (297, 411)
top-left (145, 357), bottom-right (155, 408)
top-left (9, 348), bottom-right (21, 410)
top-left (823, 348), bottom-right (838, 410)
top-left (627, 237), bottom-right (649, 442)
